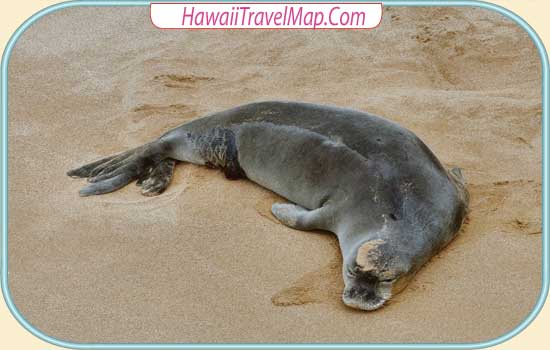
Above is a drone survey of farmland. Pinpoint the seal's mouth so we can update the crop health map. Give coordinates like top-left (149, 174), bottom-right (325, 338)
top-left (342, 286), bottom-right (390, 311)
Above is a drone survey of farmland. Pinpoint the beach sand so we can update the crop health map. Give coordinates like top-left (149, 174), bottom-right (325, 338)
top-left (7, 6), bottom-right (542, 343)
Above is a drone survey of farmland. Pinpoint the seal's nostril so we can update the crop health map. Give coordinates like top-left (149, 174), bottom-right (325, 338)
top-left (342, 293), bottom-right (387, 311)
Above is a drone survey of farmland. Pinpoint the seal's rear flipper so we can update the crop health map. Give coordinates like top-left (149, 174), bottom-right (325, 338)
top-left (137, 158), bottom-right (176, 196)
top-left (79, 173), bottom-right (135, 196)
top-left (68, 141), bottom-right (170, 196)
top-left (67, 145), bottom-right (146, 179)
top-left (67, 154), bottom-right (119, 178)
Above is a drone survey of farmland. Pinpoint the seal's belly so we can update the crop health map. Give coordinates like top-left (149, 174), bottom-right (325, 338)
top-left (234, 122), bottom-right (369, 210)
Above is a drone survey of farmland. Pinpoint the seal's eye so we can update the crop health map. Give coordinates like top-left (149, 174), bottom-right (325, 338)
top-left (380, 278), bottom-right (394, 283)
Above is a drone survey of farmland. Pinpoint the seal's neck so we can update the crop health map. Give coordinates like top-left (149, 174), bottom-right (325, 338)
top-left (335, 215), bottom-right (394, 261)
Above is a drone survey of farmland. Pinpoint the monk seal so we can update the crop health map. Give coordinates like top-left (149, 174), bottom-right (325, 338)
top-left (68, 101), bottom-right (469, 311)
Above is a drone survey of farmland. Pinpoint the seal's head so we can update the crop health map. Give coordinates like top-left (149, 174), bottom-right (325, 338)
top-left (342, 238), bottom-right (413, 311)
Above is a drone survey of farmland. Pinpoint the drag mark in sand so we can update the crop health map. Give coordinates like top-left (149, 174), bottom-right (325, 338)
top-left (271, 255), bottom-right (343, 307)
top-left (153, 74), bottom-right (215, 89)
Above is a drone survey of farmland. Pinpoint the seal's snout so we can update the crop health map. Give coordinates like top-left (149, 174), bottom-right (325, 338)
top-left (342, 286), bottom-right (387, 311)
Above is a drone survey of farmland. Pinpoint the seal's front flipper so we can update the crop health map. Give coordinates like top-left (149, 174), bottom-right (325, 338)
top-left (137, 158), bottom-right (176, 196)
top-left (449, 167), bottom-right (466, 185)
top-left (271, 203), bottom-right (329, 231)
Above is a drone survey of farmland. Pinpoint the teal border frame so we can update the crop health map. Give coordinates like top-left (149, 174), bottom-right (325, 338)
top-left (1, 0), bottom-right (548, 349)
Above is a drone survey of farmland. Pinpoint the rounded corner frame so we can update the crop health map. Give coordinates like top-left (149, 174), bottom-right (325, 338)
top-left (1, 1), bottom-right (548, 349)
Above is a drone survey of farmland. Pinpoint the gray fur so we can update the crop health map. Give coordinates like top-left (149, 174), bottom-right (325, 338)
top-left (68, 101), bottom-right (469, 311)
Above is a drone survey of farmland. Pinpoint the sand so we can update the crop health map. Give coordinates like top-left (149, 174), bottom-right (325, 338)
top-left (6, 6), bottom-right (543, 344)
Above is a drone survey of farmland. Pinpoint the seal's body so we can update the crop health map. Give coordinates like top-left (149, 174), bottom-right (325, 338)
top-left (68, 101), bottom-right (469, 311)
